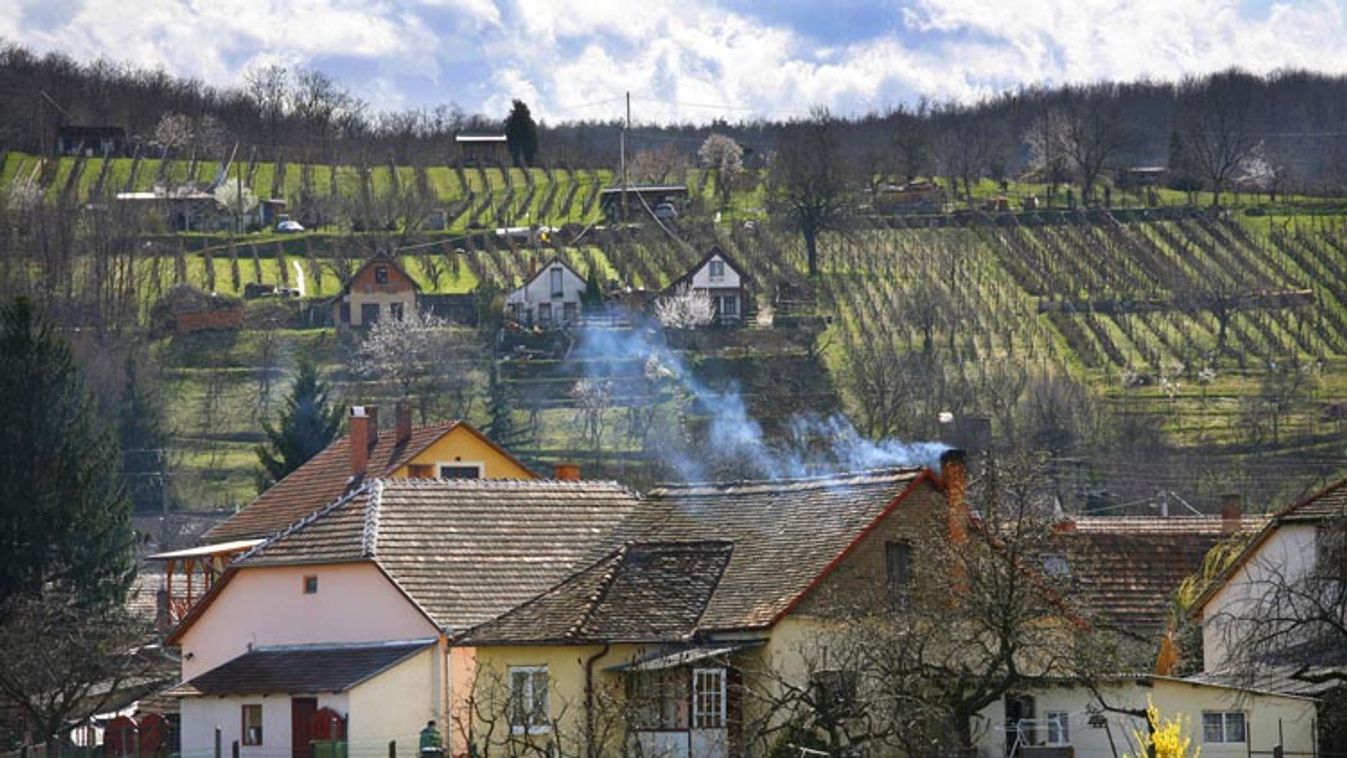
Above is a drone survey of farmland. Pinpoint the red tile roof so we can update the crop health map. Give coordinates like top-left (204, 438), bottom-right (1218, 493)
top-left (206, 420), bottom-right (529, 543)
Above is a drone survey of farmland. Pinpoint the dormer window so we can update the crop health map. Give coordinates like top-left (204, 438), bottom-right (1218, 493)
top-left (375, 265), bottom-right (389, 284)
top-left (708, 260), bottom-right (725, 281)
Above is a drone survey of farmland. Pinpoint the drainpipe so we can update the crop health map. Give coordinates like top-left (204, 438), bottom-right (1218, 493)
top-left (583, 643), bottom-right (611, 758)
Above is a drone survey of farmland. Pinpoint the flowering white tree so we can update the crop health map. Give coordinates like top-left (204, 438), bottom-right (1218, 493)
top-left (654, 284), bottom-right (715, 329)
top-left (353, 311), bottom-right (476, 422)
top-left (698, 133), bottom-right (744, 209)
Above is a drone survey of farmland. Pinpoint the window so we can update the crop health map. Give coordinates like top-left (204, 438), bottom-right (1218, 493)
top-left (242, 704), bottom-right (263, 745)
top-left (1203, 712), bottom-right (1246, 743)
top-left (631, 669), bottom-right (689, 730)
top-left (1041, 553), bottom-right (1071, 579)
top-left (439, 464), bottom-right (482, 479)
top-left (563, 302), bottom-right (578, 323)
top-left (360, 303), bottom-right (380, 325)
top-left (885, 540), bottom-right (913, 608)
top-left (509, 666), bottom-right (549, 735)
top-left (1046, 711), bottom-right (1070, 745)
top-left (708, 260), bottom-right (726, 280)
top-left (374, 265), bottom-right (389, 284)
top-left (692, 668), bottom-right (726, 729)
top-left (408, 464), bottom-right (435, 479)
top-left (390, 302), bottom-right (404, 321)
top-left (538, 303), bottom-right (552, 325)
top-left (550, 268), bottom-right (564, 298)
top-left (719, 296), bottom-right (739, 318)
top-left (303, 575), bottom-right (318, 594)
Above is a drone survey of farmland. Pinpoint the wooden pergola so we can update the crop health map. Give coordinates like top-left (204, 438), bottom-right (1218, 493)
top-left (147, 539), bottom-right (263, 623)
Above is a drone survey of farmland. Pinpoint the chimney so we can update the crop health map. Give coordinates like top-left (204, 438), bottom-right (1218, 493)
top-left (1053, 518), bottom-right (1078, 534)
top-left (940, 448), bottom-right (969, 547)
top-left (395, 400), bottom-right (413, 445)
top-left (553, 463), bottom-right (581, 481)
top-left (1220, 493), bottom-right (1242, 535)
top-left (349, 406), bottom-right (378, 477)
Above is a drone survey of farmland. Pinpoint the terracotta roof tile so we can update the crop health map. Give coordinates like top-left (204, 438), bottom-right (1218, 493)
top-left (206, 422), bottom-right (462, 543)
top-left (458, 541), bottom-right (733, 645)
top-left (239, 478), bottom-right (643, 631)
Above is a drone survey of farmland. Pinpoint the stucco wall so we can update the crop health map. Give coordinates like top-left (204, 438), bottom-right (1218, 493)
top-left (348, 647), bottom-right (440, 755)
top-left (391, 426), bottom-right (535, 480)
top-left (178, 563), bottom-right (438, 680)
top-left (181, 692), bottom-right (349, 757)
top-left (688, 254), bottom-right (742, 290)
top-left (1201, 523), bottom-right (1317, 672)
top-left (504, 262), bottom-right (586, 324)
top-left (973, 679), bottom-right (1317, 758)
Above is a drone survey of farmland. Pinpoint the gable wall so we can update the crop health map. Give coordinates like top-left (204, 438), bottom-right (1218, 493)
top-left (688, 254), bottom-right (742, 291)
top-left (393, 425), bottom-right (535, 479)
top-left (504, 263), bottom-right (587, 322)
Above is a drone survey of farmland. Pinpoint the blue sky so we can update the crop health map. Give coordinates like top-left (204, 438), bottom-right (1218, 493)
top-left (4, 0), bottom-right (1346, 124)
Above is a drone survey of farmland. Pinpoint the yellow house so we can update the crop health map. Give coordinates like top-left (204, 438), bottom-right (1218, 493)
top-left (454, 458), bottom-right (967, 758)
top-left (205, 403), bottom-right (537, 544)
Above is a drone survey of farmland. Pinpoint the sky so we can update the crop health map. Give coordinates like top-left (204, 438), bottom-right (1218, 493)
top-left (4, 0), bottom-right (1347, 124)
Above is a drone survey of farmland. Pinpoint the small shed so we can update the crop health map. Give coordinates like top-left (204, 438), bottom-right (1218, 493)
top-left (56, 125), bottom-right (128, 157)
top-left (333, 255), bottom-right (420, 327)
top-left (455, 132), bottom-right (508, 164)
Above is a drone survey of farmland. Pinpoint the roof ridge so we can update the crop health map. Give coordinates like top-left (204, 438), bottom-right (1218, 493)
top-left (568, 544), bottom-right (630, 640)
top-left (649, 466), bottom-right (925, 494)
top-left (238, 482), bottom-right (372, 563)
top-left (379, 476), bottom-right (635, 492)
top-left (362, 479), bottom-right (384, 558)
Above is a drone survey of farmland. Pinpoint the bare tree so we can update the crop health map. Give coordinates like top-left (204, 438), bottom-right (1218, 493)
top-left (1023, 108), bottom-right (1072, 205)
top-left (767, 109), bottom-right (856, 277)
top-left (570, 378), bottom-right (614, 454)
top-left (1178, 72), bottom-right (1261, 206)
top-left (1059, 87), bottom-right (1132, 204)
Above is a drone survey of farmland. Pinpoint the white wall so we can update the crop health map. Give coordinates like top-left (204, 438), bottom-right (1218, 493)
top-left (348, 647), bottom-right (439, 757)
top-left (688, 254), bottom-right (741, 290)
top-left (1201, 523), bottom-right (1318, 672)
top-left (974, 679), bottom-right (1316, 758)
top-left (181, 693), bottom-right (349, 758)
top-left (504, 263), bottom-right (586, 324)
top-left (178, 563), bottom-right (438, 681)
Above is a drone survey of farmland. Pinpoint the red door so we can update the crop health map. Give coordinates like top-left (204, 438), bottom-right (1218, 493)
top-left (292, 698), bottom-right (318, 758)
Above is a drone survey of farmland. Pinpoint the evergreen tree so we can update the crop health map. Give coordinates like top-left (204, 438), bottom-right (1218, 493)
top-left (255, 359), bottom-right (343, 488)
top-left (0, 298), bottom-right (134, 610)
top-left (580, 267), bottom-right (605, 312)
top-left (485, 364), bottom-right (528, 453)
top-left (119, 352), bottom-right (172, 513)
top-left (503, 99), bottom-right (540, 168)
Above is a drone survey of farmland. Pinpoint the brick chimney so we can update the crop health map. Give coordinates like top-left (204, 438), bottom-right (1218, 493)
top-left (1053, 518), bottom-right (1078, 533)
top-left (553, 463), bottom-right (581, 481)
top-left (940, 448), bottom-right (969, 547)
top-left (395, 400), bottom-right (413, 445)
top-left (349, 406), bottom-right (378, 477)
top-left (1220, 493), bottom-right (1242, 535)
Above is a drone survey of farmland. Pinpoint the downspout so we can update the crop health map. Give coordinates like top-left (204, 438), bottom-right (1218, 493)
top-left (583, 643), bottom-right (611, 758)
top-left (441, 631), bottom-right (452, 746)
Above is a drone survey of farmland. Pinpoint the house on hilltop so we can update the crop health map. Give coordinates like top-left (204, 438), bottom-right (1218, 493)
top-left (455, 132), bottom-right (508, 164)
top-left (332, 255), bottom-right (420, 327)
top-left (503, 256), bottom-right (588, 328)
top-left (664, 247), bottom-right (751, 326)
top-left (56, 125), bottom-right (127, 156)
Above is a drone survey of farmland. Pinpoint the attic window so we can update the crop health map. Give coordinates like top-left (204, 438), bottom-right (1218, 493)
top-left (303, 575), bottom-right (318, 594)
top-left (440, 464), bottom-right (482, 479)
top-left (408, 464), bottom-right (434, 479)
top-left (709, 259), bottom-right (726, 280)
top-left (375, 265), bottom-right (389, 284)
top-left (550, 268), bottom-right (564, 298)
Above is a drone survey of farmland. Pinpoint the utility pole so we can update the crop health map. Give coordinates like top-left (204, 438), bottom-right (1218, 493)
top-left (620, 91), bottom-right (630, 222)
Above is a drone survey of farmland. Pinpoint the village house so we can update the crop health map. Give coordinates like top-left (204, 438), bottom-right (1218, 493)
top-left (665, 247), bottom-right (752, 326)
top-left (454, 132), bottom-right (508, 164)
top-left (55, 125), bottom-right (127, 156)
top-left (331, 255), bottom-right (420, 327)
top-left (503, 256), bottom-right (588, 328)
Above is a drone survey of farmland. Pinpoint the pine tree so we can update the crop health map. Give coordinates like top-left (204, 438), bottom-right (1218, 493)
top-left (485, 364), bottom-right (528, 454)
top-left (581, 267), bottom-right (605, 312)
top-left (119, 352), bottom-right (172, 513)
top-left (255, 359), bottom-right (343, 488)
top-left (503, 99), bottom-right (540, 168)
top-left (0, 298), bottom-right (134, 610)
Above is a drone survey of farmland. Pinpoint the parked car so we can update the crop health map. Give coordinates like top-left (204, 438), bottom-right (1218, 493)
top-left (275, 219), bottom-right (305, 233)
top-left (652, 202), bottom-right (678, 221)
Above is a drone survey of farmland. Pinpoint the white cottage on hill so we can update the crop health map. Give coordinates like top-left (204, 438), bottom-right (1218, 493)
top-left (504, 256), bottom-right (587, 328)
top-left (665, 247), bottom-right (750, 325)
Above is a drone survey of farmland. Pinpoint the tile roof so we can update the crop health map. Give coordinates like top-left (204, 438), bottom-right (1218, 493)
top-left (1276, 479), bottom-right (1347, 523)
top-left (239, 478), bottom-right (643, 631)
top-left (1049, 517), bottom-right (1256, 639)
top-left (167, 640), bottom-right (434, 697)
top-left (458, 541), bottom-right (733, 645)
top-left (619, 468), bottom-right (929, 631)
top-left (206, 421), bottom-right (463, 543)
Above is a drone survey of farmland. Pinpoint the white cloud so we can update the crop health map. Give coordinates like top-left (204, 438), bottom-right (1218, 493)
top-left (6, 0), bottom-right (1347, 123)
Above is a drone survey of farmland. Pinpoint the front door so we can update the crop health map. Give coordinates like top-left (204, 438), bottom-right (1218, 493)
top-left (292, 697), bottom-right (318, 758)
top-left (691, 668), bottom-right (728, 758)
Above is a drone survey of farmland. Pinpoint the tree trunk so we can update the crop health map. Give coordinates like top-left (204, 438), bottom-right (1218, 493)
top-left (804, 228), bottom-right (819, 278)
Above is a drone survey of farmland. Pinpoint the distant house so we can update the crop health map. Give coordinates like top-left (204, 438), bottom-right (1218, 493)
top-left (665, 247), bottom-right (751, 325)
top-left (332, 255), bottom-right (420, 327)
top-left (872, 180), bottom-right (945, 214)
top-left (504, 256), bottom-right (588, 328)
top-left (600, 184), bottom-right (689, 220)
top-left (116, 190), bottom-right (234, 232)
top-left (455, 132), bottom-right (508, 164)
top-left (56, 125), bottom-right (127, 157)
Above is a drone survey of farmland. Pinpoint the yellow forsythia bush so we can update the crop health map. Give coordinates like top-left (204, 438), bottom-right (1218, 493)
top-left (1129, 698), bottom-right (1200, 758)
